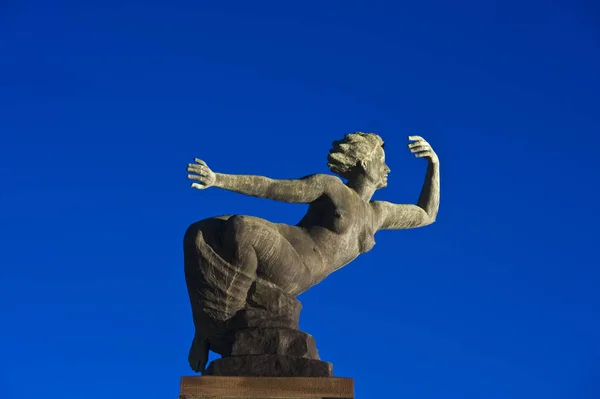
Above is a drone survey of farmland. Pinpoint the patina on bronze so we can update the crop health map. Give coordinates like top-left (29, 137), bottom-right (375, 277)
top-left (184, 133), bottom-right (440, 377)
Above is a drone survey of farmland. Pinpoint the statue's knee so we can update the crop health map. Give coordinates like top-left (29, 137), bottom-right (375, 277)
top-left (225, 215), bottom-right (254, 244)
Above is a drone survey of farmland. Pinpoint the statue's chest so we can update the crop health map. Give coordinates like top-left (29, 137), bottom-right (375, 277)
top-left (357, 222), bottom-right (376, 253)
top-left (332, 202), bottom-right (376, 254)
top-left (304, 195), bottom-right (376, 255)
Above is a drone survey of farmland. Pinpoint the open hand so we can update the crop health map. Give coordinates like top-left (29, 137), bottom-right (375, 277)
top-left (408, 136), bottom-right (438, 164)
top-left (187, 158), bottom-right (216, 190)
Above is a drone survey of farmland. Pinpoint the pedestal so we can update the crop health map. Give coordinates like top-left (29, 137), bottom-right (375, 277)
top-left (179, 376), bottom-right (354, 399)
top-left (204, 326), bottom-right (333, 377)
top-left (205, 354), bottom-right (333, 377)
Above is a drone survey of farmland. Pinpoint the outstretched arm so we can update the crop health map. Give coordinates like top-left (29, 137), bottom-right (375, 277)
top-left (374, 136), bottom-right (440, 230)
top-left (187, 158), bottom-right (333, 203)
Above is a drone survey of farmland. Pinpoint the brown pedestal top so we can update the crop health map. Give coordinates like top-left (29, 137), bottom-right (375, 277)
top-left (179, 376), bottom-right (354, 398)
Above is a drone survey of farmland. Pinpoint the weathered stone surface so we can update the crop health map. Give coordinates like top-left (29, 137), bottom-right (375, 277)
top-left (227, 307), bottom-right (299, 331)
top-left (247, 278), bottom-right (303, 319)
top-left (184, 133), bottom-right (441, 375)
top-left (231, 328), bottom-right (319, 359)
top-left (205, 355), bottom-right (334, 377)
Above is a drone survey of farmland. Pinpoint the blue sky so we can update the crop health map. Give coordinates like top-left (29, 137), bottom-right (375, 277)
top-left (1, 1), bottom-right (599, 398)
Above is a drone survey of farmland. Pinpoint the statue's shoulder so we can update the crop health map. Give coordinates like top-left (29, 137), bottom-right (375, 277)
top-left (299, 174), bottom-right (348, 206)
top-left (312, 173), bottom-right (343, 184)
top-left (307, 173), bottom-right (345, 194)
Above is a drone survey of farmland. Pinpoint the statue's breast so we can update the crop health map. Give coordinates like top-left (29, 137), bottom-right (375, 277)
top-left (299, 192), bottom-right (376, 257)
top-left (301, 196), bottom-right (352, 234)
top-left (357, 207), bottom-right (376, 253)
top-left (358, 229), bottom-right (376, 253)
top-left (331, 208), bottom-right (351, 234)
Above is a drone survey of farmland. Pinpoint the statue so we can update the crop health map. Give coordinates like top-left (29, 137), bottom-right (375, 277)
top-left (183, 133), bottom-right (440, 377)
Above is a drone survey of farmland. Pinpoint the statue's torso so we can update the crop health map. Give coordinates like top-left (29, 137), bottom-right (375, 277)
top-left (292, 184), bottom-right (378, 283)
top-left (194, 183), bottom-right (381, 295)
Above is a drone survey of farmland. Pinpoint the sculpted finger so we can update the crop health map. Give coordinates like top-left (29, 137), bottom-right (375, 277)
top-left (188, 174), bottom-right (208, 182)
top-left (191, 182), bottom-right (206, 190)
top-left (410, 145), bottom-right (430, 153)
top-left (408, 135), bottom-right (425, 142)
top-left (415, 151), bottom-right (433, 158)
top-left (188, 164), bottom-right (205, 171)
top-left (408, 141), bottom-right (428, 148)
top-left (187, 167), bottom-right (205, 175)
top-left (194, 158), bottom-right (207, 166)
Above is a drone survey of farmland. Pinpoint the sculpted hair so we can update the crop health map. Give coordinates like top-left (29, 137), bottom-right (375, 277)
top-left (327, 132), bottom-right (384, 179)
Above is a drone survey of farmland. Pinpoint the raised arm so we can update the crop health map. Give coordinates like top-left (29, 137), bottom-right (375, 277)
top-left (187, 158), bottom-right (335, 203)
top-left (374, 136), bottom-right (440, 230)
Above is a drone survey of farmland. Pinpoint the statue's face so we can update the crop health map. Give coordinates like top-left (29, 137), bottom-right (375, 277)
top-left (362, 146), bottom-right (391, 188)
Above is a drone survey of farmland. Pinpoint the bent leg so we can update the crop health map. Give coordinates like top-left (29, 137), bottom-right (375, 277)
top-left (184, 215), bottom-right (313, 372)
top-left (222, 215), bottom-right (312, 296)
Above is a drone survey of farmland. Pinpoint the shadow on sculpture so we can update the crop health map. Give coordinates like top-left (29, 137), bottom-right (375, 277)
top-left (184, 133), bottom-right (440, 377)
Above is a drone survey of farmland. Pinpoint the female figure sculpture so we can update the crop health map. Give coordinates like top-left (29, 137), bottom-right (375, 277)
top-left (184, 133), bottom-right (440, 375)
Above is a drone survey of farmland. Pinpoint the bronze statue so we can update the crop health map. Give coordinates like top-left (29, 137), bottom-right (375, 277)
top-left (184, 133), bottom-right (440, 376)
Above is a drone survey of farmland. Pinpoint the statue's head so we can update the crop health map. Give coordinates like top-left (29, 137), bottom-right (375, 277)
top-left (327, 132), bottom-right (390, 188)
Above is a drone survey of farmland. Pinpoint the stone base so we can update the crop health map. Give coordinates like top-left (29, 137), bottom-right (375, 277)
top-left (231, 328), bottom-right (320, 359)
top-left (205, 355), bottom-right (333, 377)
top-left (180, 376), bottom-right (354, 398)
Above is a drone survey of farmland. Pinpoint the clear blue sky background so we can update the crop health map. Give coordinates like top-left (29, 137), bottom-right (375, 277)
top-left (1, 1), bottom-right (599, 398)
